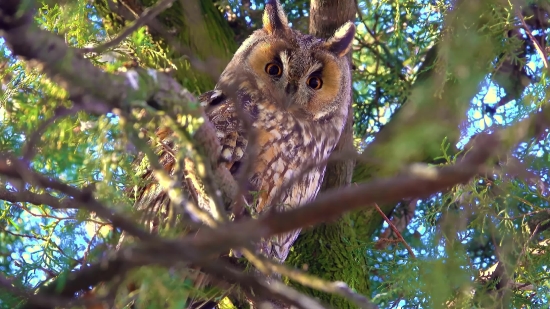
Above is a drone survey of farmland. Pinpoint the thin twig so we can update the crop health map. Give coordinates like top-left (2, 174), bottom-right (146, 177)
top-left (0, 154), bottom-right (155, 241)
top-left (113, 0), bottom-right (223, 80)
top-left (373, 203), bottom-right (416, 258)
top-left (516, 7), bottom-right (548, 68)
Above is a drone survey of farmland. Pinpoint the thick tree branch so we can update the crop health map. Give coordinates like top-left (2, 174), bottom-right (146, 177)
top-left (0, 129), bottom-right (501, 265)
top-left (0, 187), bottom-right (81, 210)
top-left (15, 246), bottom-right (332, 309)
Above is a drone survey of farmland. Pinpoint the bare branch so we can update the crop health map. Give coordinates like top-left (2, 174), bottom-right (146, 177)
top-left (373, 202), bottom-right (416, 258)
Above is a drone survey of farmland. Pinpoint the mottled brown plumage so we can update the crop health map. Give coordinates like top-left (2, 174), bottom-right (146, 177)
top-left (197, 0), bottom-right (355, 262)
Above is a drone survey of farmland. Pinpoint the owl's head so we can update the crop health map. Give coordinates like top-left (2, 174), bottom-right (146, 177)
top-left (218, 0), bottom-right (355, 127)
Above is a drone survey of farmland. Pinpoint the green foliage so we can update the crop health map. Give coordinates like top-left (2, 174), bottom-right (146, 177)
top-left (352, 0), bottom-right (447, 140)
top-left (2, 0), bottom-right (550, 308)
top-left (93, 0), bottom-right (238, 94)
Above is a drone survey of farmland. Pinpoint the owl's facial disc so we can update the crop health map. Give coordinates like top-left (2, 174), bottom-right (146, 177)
top-left (233, 0), bottom-right (354, 121)
top-left (245, 38), bottom-right (346, 118)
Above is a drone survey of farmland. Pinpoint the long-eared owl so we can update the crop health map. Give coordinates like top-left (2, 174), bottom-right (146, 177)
top-left (134, 0), bottom-right (355, 264)
top-left (200, 0), bottom-right (356, 262)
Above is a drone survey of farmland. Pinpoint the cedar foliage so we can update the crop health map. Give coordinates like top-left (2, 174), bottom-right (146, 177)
top-left (1, 0), bottom-right (550, 308)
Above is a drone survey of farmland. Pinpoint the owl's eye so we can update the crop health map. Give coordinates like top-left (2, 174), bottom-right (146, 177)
top-left (306, 76), bottom-right (323, 90)
top-left (265, 63), bottom-right (282, 77)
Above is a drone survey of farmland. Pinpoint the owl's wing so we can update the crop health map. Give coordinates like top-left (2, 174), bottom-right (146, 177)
top-left (200, 89), bottom-right (248, 174)
top-left (128, 87), bottom-right (253, 226)
top-left (128, 126), bottom-right (182, 231)
top-left (124, 91), bottom-right (248, 308)
top-left (130, 90), bottom-right (249, 225)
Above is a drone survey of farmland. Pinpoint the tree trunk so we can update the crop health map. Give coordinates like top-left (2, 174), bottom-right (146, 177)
top-left (285, 1), bottom-right (370, 308)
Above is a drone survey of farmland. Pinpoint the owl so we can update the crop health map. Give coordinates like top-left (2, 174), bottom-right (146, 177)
top-left (131, 0), bottom-right (355, 306)
top-left (199, 0), bottom-right (355, 262)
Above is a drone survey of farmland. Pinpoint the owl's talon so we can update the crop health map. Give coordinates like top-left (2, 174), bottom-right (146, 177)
top-left (234, 147), bottom-right (244, 161)
top-left (234, 136), bottom-right (248, 161)
top-left (221, 147), bottom-right (234, 162)
top-left (217, 130), bottom-right (246, 163)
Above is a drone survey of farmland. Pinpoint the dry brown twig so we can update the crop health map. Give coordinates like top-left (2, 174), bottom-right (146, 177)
top-left (373, 202), bottom-right (416, 258)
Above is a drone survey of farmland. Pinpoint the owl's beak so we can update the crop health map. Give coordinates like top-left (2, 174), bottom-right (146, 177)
top-left (283, 82), bottom-right (298, 108)
top-left (285, 83), bottom-right (298, 95)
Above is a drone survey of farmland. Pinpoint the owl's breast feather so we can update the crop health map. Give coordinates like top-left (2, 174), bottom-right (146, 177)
top-left (249, 113), bottom-right (339, 213)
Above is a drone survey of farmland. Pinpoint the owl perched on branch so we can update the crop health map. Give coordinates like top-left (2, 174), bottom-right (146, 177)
top-left (132, 0), bottom-right (355, 305)
top-left (204, 0), bottom-right (355, 262)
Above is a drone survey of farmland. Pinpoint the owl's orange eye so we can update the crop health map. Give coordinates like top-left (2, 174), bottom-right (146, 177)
top-left (265, 63), bottom-right (282, 77)
top-left (307, 76), bottom-right (323, 90)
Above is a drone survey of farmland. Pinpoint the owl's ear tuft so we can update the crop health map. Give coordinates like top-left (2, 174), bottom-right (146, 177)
top-left (324, 22), bottom-right (356, 57)
top-left (263, 0), bottom-right (289, 35)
